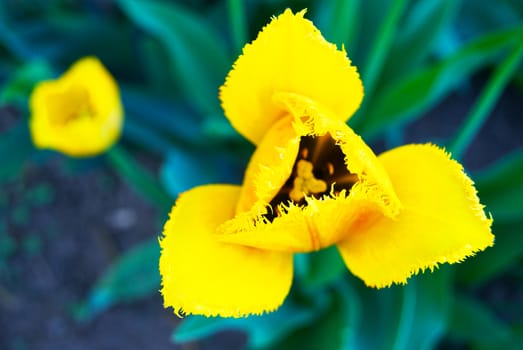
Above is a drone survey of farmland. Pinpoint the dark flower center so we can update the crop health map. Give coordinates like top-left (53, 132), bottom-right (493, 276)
top-left (266, 133), bottom-right (358, 221)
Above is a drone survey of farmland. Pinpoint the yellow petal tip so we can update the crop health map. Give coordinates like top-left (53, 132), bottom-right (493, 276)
top-left (338, 143), bottom-right (494, 288)
top-left (220, 8), bottom-right (363, 144)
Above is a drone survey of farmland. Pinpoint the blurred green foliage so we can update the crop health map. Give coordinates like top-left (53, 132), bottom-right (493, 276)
top-left (1, 0), bottom-right (522, 349)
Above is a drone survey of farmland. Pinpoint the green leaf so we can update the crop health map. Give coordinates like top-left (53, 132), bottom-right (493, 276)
top-left (459, 0), bottom-right (523, 39)
top-left (105, 145), bottom-right (173, 210)
top-left (313, 0), bottom-right (360, 51)
top-left (0, 60), bottom-right (53, 106)
top-left (456, 220), bottom-right (523, 286)
top-left (391, 268), bottom-right (452, 350)
top-left (117, 0), bottom-right (231, 116)
top-left (174, 290), bottom-right (330, 349)
top-left (448, 294), bottom-right (515, 348)
top-left (348, 268), bottom-right (451, 350)
top-left (123, 118), bottom-right (176, 156)
top-left (349, 281), bottom-right (403, 350)
top-left (458, 148), bottom-right (520, 285)
top-left (474, 147), bottom-right (523, 222)
top-left (201, 115), bottom-right (245, 143)
top-left (381, 0), bottom-right (461, 84)
top-left (351, 0), bottom-right (391, 66)
top-left (160, 147), bottom-right (243, 198)
top-left (228, 0), bottom-right (248, 55)
top-left (261, 282), bottom-right (356, 350)
top-left (297, 246), bottom-right (346, 288)
top-left (76, 238), bottom-right (160, 322)
top-left (359, 0), bottom-right (408, 100)
top-left (121, 88), bottom-right (244, 148)
top-left (137, 36), bottom-right (176, 93)
top-left (0, 5), bottom-right (34, 60)
top-left (266, 300), bottom-right (344, 350)
top-left (44, 14), bottom-right (136, 72)
top-left (449, 39), bottom-right (523, 160)
top-left (358, 25), bottom-right (523, 139)
top-left (121, 86), bottom-right (201, 145)
top-left (1, 7), bottom-right (135, 66)
top-left (453, 147), bottom-right (523, 285)
top-left (0, 120), bottom-right (36, 183)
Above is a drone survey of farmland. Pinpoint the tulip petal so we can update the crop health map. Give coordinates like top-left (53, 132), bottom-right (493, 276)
top-left (337, 144), bottom-right (494, 288)
top-left (220, 9), bottom-right (363, 145)
top-left (235, 116), bottom-right (299, 216)
top-left (159, 185), bottom-right (293, 317)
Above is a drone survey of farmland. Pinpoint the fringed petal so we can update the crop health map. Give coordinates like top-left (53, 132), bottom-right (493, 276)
top-left (160, 185), bottom-right (293, 317)
top-left (220, 9), bottom-right (363, 145)
top-left (337, 144), bottom-right (494, 288)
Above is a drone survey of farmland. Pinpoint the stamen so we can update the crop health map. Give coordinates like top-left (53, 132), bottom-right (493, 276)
top-left (289, 160), bottom-right (327, 202)
top-left (309, 134), bottom-right (331, 164)
top-left (301, 148), bottom-right (309, 159)
top-left (327, 162), bottom-right (335, 176)
top-left (332, 173), bottom-right (359, 186)
top-left (265, 133), bottom-right (357, 222)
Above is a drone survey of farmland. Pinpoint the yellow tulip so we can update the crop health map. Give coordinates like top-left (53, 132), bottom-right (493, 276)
top-left (29, 57), bottom-right (123, 157)
top-left (159, 10), bottom-right (493, 318)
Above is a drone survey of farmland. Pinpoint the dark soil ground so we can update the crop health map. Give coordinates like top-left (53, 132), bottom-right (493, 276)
top-left (0, 157), bottom-right (175, 349)
top-left (0, 155), bottom-right (249, 350)
top-left (0, 75), bottom-right (521, 350)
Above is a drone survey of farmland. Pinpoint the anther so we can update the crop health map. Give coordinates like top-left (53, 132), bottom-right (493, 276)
top-left (301, 148), bottom-right (309, 159)
top-left (327, 162), bottom-right (335, 176)
top-left (265, 133), bottom-right (357, 222)
top-left (289, 160), bottom-right (328, 202)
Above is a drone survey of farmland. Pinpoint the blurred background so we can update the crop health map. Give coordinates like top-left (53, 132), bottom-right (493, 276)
top-left (1, 0), bottom-right (522, 349)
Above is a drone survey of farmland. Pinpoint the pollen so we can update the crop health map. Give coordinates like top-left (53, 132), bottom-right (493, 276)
top-left (266, 133), bottom-right (359, 221)
top-left (289, 160), bottom-right (328, 202)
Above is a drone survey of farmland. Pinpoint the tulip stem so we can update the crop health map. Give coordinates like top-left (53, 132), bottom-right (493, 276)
top-left (449, 38), bottom-right (523, 161)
